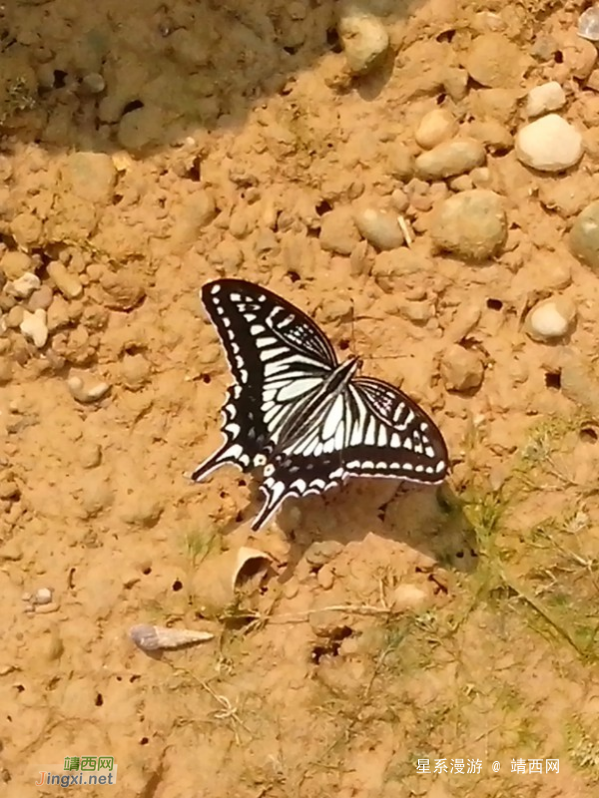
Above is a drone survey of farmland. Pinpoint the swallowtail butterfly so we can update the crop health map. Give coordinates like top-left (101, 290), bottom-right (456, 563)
top-left (191, 279), bottom-right (448, 530)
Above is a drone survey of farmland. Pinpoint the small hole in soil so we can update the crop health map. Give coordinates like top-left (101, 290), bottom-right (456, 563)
top-left (202, 374), bottom-right (211, 384)
top-left (15, 685), bottom-right (25, 693)
top-left (95, 693), bottom-right (103, 707)
top-left (185, 156), bottom-right (201, 182)
top-left (53, 70), bottom-right (68, 88)
top-left (436, 29), bottom-right (455, 43)
top-left (326, 27), bottom-right (343, 53)
top-left (129, 674), bottom-right (141, 683)
top-left (142, 566), bottom-right (152, 575)
top-left (112, 193), bottom-right (124, 206)
top-left (545, 371), bottom-right (561, 390)
top-left (219, 491), bottom-right (228, 499)
top-left (580, 426), bottom-right (598, 443)
top-left (310, 626), bottom-right (353, 663)
top-left (486, 298), bottom-right (503, 310)
top-left (172, 579), bottom-right (183, 592)
top-left (237, 478), bottom-right (247, 487)
top-left (140, 737), bottom-right (149, 746)
top-left (122, 99), bottom-right (144, 115)
top-left (288, 270), bottom-right (300, 283)
top-left (554, 50), bottom-right (563, 63)
top-left (339, 339), bottom-right (350, 351)
top-left (235, 511), bottom-right (244, 523)
top-left (436, 91), bottom-right (447, 105)
top-left (283, 44), bottom-right (300, 55)
top-left (316, 199), bottom-right (332, 215)
top-left (455, 550), bottom-right (464, 559)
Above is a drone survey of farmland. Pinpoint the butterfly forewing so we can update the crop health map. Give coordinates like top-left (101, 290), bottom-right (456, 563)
top-left (191, 279), bottom-right (336, 480)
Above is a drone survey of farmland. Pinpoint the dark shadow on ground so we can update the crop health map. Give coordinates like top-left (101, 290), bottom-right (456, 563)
top-left (2, 0), bottom-right (427, 154)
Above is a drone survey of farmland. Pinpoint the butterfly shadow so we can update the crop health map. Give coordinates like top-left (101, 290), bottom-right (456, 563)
top-left (238, 476), bottom-right (479, 581)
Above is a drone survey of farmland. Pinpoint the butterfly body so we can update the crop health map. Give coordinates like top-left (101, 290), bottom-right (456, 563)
top-left (191, 279), bottom-right (449, 531)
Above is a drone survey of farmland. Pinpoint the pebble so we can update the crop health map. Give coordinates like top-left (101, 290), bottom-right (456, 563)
top-left (441, 345), bottom-right (485, 392)
top-left (414, 109), bottom-right (458, 150)
top-left (579, 6), bottom-right (599, 42)
top-left (32, 587), bottom-right (53, 606)
top-left (79, 442), bottom-right (102, 469)
top-left (559, 33), bottom-right (597, 81)
top-left (337, 8), bottom-right (389, 74)
top-left (387, 144), bottom-right (415, 181)
top-left (5, 305), bottom-right (24, 329)
top-left (62, 152), bottom-right (116, 205)
top-left (67, 375), bottom-right (111, 404)
top-left (353, 208), bottom-right (404, 250)
top-left (1, 251), bottom-right (33, 281)
top-left (464, 33), bottom-right (526, 88)
top-left (80, 72), bottom-right (106, 94)
top-left (8, 272), bottom-right (40, 299)
top-left (525, 297), bottom-right (576, 342)
top-left (10, 213), bottom-right (43, 248)
top-left (526, 81), bottom-right (566, 118)
top-left (120, 353), bottom-right (150, 391)
top-left (20, 309), bottom-right (48, 348)
top-left (317, 564), bottom-right (335, 590)
top-left (415, 139), bottom-right (485, 181)
top-left (515, 115), bottom-right (583, 172)
top-left (570, 200), bottom-right (599, 271)
top-left (468, 120), bottom-right (513, 152)
top-left (129, 624), bottom-right (213, 652)
top-left (430, 189), bottom-right (507, 261)
top-left (28, 284), bottom-right (54, 311)
top-left (305, 541), bottom-right (344, 568)
top-left (99, 269), bottom-right (145, 311)
top-left (319, 208), bottom-right (361, 255)
top-left (47, 260), bottom-right (83, 299)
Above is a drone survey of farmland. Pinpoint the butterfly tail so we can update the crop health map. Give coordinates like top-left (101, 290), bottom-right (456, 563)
top-left (189, 440), bottom-right (246, 483)
top-left (251, 480), bottom-right (289, 531)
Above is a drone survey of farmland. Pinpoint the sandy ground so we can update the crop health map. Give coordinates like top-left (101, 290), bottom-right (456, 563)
top-left (2, 0), bottom-right (599, 796)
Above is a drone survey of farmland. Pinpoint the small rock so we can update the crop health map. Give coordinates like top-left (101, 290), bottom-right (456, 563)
top-left (415, 139), bottom-right (486, 181)
top-left (20, 309), bottom-right (48, 348)
top-left (464, 33), bottom-right (527, 88)
top-left (10, 213), bottom-right (43, 248)
top-left (0, 479), bottom-right (19, 500)
top-left (560, 32), bottom-right (597, 81)
top-left (468, 120), bottom-right (513, 153)
top-left (415, 108), bottom-right (458, 150)
top-left (319, 208), bottom-right (361, 255)
top-left (531, 35), bottom-right (558, 62)
top-left (99, 270), bottom-right (145, 311)
top-left (119, 491), bottom-right (163, 527)
top-left (67, 375), bottom-right (111, 404)
top-left (441, 345), bottom-right (485, 392)
top-left (0, 357), bottom-right (12, 384)
top-left (28, 284), bottom-right (54, 311)
top-left (337, 8), bottom-right (389, 74)
top-left (390, 583), bottom-right (429, 612)
top-left (120, 353), bottom-right (150, 390)
top-left (442, 67), bottom-right (469, 101)
top-left (579, 6), bottom-right (599, 42)
top-left (317, 564), bottom-right (335, 590)
top-left (79, 443), bottom-right (102, 469)
top-left (32, 587), bottom-right (53, 606)
top-left (305, 541), bottom-right (343, 568)
top-left (62, 152), bottom-right (116, 205)
top-left (430, 189), bottom-right (507, 261)
top-left (8, 272), bottom-right (40, 299)
top-left (353, 208), bottom-right (404, 250)
top-left (526, 81), bottom-right (566, 118)
top-left (448, 175), bottom-right (473, 192)
top-left (5, 306), bottom-right (24, 329)
top-left (81, 72), bottom-right (106, 93)
top-left (47, 260), bottom-right (83, 299)
top-left (571, 200), bottom-right (599, 271)
top-left (515, 115), bottom-right (583, 172)
top-left (1, 251), bottom-right (33, 281)
top-left (525, 296), bottom-right (576, 342)
top-left (0, 539), bottom-right (22, 561)
top-left (387, 144), bottom-right (415, 181)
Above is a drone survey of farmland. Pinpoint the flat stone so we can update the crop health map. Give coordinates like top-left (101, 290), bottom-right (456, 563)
top-left (430, 189), bottom-right (507, 261)
top-left (415, 139), bottom-right (486, 181)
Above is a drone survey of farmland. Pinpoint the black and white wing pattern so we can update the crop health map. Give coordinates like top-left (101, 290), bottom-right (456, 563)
top-left (190, 278), bottom-right (449, 531)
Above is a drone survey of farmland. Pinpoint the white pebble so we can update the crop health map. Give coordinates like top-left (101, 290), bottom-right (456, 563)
top-left (526, 81), bottom-right (566, 118)
top-left (337, 9), bottom-right (389, 74)
top-left (20, 309), bottom-right (48, 348)
top-left (525, 297), bottom-right (576, 341)
top-left (67, 375), bottom-right (111, 404)
top-left (353, 207), bottom-right (404, 250)
top-left (579, 6), bottom-right (599, 42)
top-left (8, 272), bottom-right (41, 299)
top-left (33, 587), bottom-right (54, 606)
top-left (515, 115), bottom-right (583, 172)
